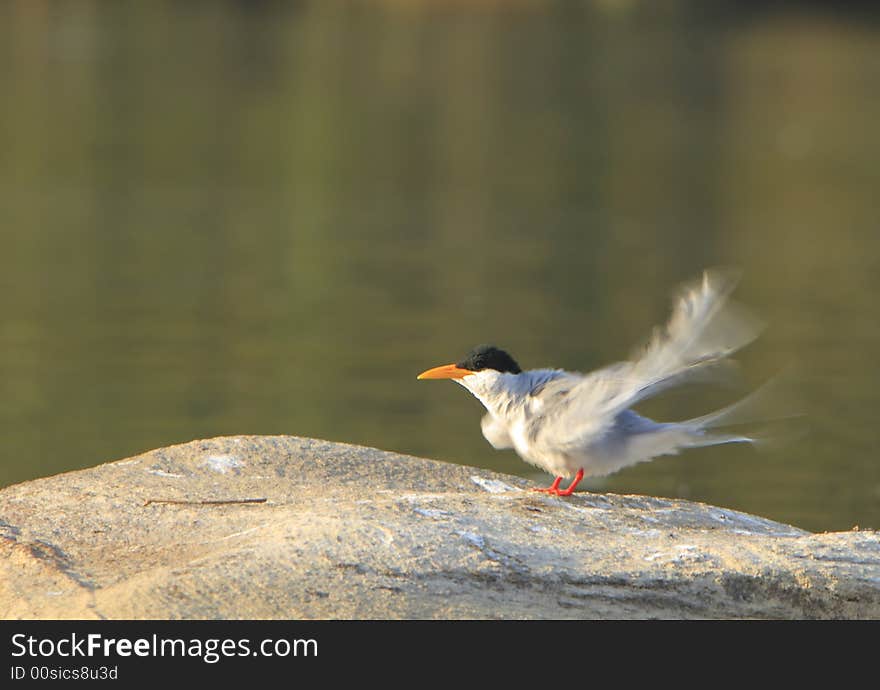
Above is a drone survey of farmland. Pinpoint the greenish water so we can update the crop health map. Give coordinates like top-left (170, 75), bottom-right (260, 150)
top-left (1, 1), bottom-right (878, 533)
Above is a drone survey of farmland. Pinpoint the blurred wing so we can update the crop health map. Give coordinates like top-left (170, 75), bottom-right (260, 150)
top-left (530, 365), bottom-right (632, 451)
top-left (533, 269), bottom-right (762, 451)
top-left (624, 268), bottom-right (762, 406)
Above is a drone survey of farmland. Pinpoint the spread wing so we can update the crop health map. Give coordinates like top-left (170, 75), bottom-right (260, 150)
top-left (531, 269), bottom-right (762, 452)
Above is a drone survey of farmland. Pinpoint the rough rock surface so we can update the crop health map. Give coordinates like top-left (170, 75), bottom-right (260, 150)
top-left (1, 435), bottom-right (878, 619)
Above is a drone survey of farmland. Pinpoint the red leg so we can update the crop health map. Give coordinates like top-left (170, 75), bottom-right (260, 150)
top-left (531, 469), bottom-right (584, 496)
top-left (555, 469), bottom-right (584, 496)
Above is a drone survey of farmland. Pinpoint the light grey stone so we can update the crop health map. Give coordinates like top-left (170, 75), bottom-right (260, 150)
top-left (1, 435), bottom-right (877, 619)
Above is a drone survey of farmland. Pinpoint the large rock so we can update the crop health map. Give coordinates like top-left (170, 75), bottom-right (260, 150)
top-left (1, 435), bottom-right (877, 619)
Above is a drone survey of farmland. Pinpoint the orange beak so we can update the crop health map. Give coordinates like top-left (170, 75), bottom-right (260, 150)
top-left (417, 363), bottom-right (473, 380)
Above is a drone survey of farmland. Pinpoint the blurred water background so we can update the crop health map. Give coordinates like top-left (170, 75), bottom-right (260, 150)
top-left (1, 0), bottom-right (878, 532)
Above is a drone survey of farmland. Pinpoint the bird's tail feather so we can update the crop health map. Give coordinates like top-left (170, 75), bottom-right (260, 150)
top-left (678, 375), bottom-right (806, 450)
top-left (682, 431), bottom-right (756, 448)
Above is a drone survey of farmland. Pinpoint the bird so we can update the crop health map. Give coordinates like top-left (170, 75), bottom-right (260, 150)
top-left (417, 270), bottom-right (766, 496)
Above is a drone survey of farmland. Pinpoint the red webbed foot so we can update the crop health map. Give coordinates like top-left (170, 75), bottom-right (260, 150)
top-left (530, 469), bottom-right (584, 496)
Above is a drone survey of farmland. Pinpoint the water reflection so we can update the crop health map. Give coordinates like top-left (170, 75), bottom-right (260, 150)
top-left (0, 1), bottom-right (878, 532)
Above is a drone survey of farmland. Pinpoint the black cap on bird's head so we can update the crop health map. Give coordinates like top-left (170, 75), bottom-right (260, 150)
top-left (456, 344), bottom-right (522, 374)
top-left (417, 344), bottom-right (522, 380)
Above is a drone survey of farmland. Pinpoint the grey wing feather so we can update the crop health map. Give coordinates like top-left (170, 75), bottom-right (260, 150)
top-left (534, 269), bottom-right (762, 451)
top-left (623, 268), bottom-right (762, 406)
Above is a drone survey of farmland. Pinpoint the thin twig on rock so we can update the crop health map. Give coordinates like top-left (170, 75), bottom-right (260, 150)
top-left (143, 497), bottom-right (267, 507)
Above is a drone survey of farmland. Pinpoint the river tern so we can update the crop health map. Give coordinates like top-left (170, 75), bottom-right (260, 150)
top-left (417, 270), bottom-right (764, 495)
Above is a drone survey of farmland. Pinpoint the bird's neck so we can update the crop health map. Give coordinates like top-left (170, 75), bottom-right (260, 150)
top-left (456, 370), bottom-right (543, 418)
